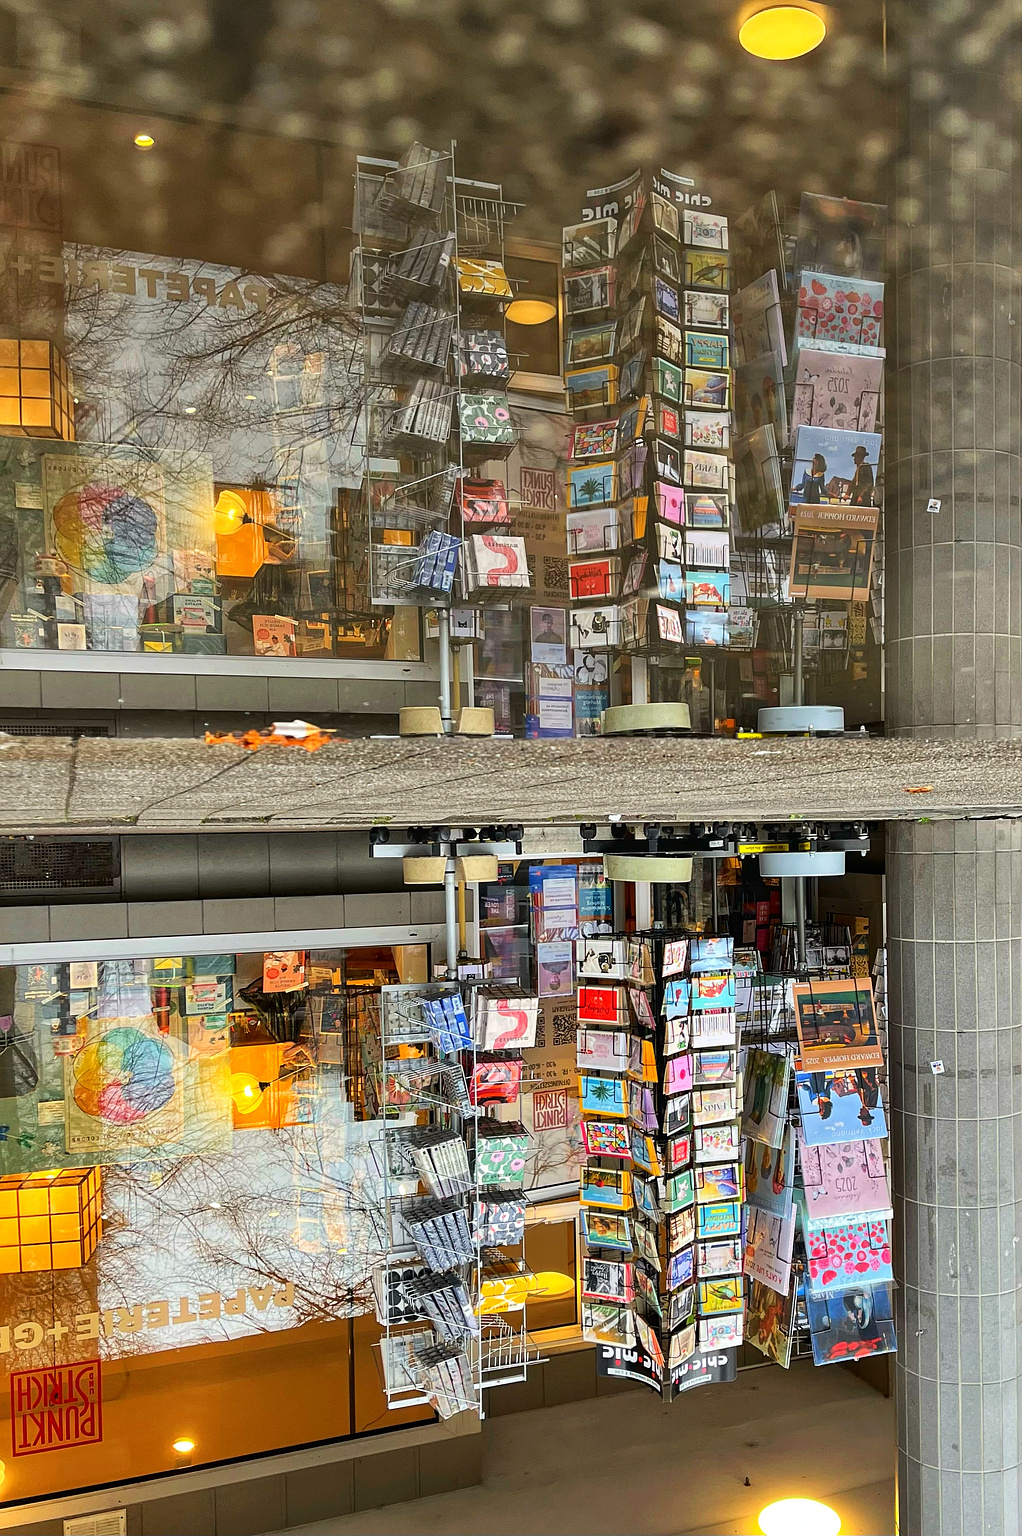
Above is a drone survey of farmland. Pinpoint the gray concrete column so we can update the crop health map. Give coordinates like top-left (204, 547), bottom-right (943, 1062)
top-left (886, 9), bottom-right (1022, 739)
top-left (887, 819), bottom-right (1022, 1535)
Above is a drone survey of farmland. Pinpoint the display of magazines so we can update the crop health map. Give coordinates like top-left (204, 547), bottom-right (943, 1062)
top-left (560, 172), bottom-right (736, 736)
top-left (575, 928), bottom-right (744, 1397)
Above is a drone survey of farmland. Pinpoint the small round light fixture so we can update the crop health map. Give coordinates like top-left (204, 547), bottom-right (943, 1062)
top-left (758, 1498), bottom-right (841, 1536)
top-left (133, 132), bottom-right (156, 150)
top-left (739, 4), bottom-right (827, 58)
top-left (172, 1437), bottom-right (195, 1456)
top-left (505, 297), bottom-right (557, 325)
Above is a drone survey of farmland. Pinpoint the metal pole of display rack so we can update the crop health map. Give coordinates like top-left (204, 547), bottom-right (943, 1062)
top-left (792, 606), bottom-right (805, 709)
top-left (438, 609), bottom-right (454, 731)
top-left (443, 846), bottom-right (459, 975)
top-left (792, 608), bottom-right (806, 968)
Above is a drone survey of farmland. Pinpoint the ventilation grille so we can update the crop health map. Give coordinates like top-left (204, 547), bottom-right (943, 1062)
top-left (64, 1512), bottom-right (127, 1536)
top-left (0, 721), bottom-right (114, 738)
top-left (0, 839), bottom-right (120, 893)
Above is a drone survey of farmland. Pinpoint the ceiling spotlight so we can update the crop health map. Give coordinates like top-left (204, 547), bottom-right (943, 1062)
top-left (134, 132), bottom-right (156, 150)
top-left (172, 1437), bottom-right (195, 1455)
top-left (758, 1498), bottom-right (841, 1536)
top-left (184, 406), bottom-right (196, 415)
top-left (505, 298), bottom-right (557, 325)
top-left (738, 3), bottom-right (827, 58)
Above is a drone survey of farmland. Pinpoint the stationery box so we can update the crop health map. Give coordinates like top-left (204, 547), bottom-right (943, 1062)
top-left (182, 631), bottom-right (228, 655)
top-left (171, 594), bottom-right (222, 632)
top-left (570, 556), bottom-right (621, 602)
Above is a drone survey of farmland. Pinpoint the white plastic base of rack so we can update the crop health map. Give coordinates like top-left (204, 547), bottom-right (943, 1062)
top-left (603, 853), bottom-right (694, 882)
top-left (759, 851), bottom-right (846, 877)
top-left (602, 703), bottom-right (692, 735)
top-left (757, 705), bottom-right (845, 733)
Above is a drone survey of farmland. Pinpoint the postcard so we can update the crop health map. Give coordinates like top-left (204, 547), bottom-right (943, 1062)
top-left (657, 559), bottom-right (684, 604)
top-left (798, 1136), bottom-right (892, 1226)
top-left (583, 1256), bottom-right (634, 1302)
top-left (657, 399), bottom-right (682, 439)
top-left (696, 1163), bottom-right (742, 1204)
top-left (570, 419), bottom-right (619, 460)
top-left (686, 330), bottom-right (730, 370)
top-left (796, 272), bottom-right (884, 351)
top-left (581, 1118), bottom-right (632, 1158)
top-left (745, 1205), bottom-right (796, 1295)
top-left (686, 611), bottom-right (729, 647)
top-left (689, 936), bottom-right (734, 973)
top-left (664, 1053), bottom-right (694, 1097)
top-left (634, 1264), bottom-right (662, 1319)
top-left (684, 209), bottom-right (729, 249)
top-left (694, 1122), bottom-right (741, 1162)
top-left (698, 1312), bottom-right (744, 1352)
top-left (656, 314), bottom-right (684, 364)
top-left (570, 605), bottom-right (621, 650)
top-left (745, 1126), bottom-right (795, 1220)
top-left (693, 1085), bottom-right (738, 1125)
top-left (628, 986), bottom-right (656, 1031)
top-left (581, 1210), bottom-right (632, 1251)
top-left (792, 977), bottom-right (882, 1068)
top-left (668, 1247), bottom-right (695, 1288)
top-left (795, 1067), bottom-right (888, 1146)
top-left (667, 1287), bottom-right (695, 1333)
top-left (686, 491), bottom-right (729, 528)
top-left (663, 938), bottom-right (688, 977)
top-left (685, 410), bottom-right (730, 452)
top-left (697, 1201), bottom-right (742, 1240)
top-left (689, 1007), bottom-right (736, 1046)
top-left (663, 1096), bottom-right (691, 1139)
top-left (734, 424), bottom-right (785, 532)
top-left (742, 1048), bottom-right (793, 1149)
top-left (699, 1277), bottom-right (744, 1315)
top-left (634, 1216), bottom-right (661, 1269)
top-left (805, 1281), bottom-right (896, 1366)
top-left (577, 1027), bottom-right (630, 1072)
top-left (633, 1173), bottom-right (661, 1222)
top-left (657, 480), bottom-right (686, 525)
top-left (803, 1216), bottom-right (893, 1298)
top-left (691, 972), bottom-right (737, 1009)
top-left (568, 460), bottom-right (616, 510)
top-left (668, 1323), bottom-right (697, 1368)
top-left (564, 264), bottom-right (615, 314)
top-left (788, 504), bottom-right (879, 603)
top-left (565, 364), bottom-right (618, 409)
top-left (566, 321), bottom-right (617, 368)
top-left (579, 1073), bottom-right (628, 1118)
top-left (684, 367), bottom-right (730, 410)
top-left (735, 350), bottom-right (788, 446)
top-left (631, 1131), bottom-right (662, 1177)
top-left (663, 1167), bottom-right (694, 1214)
top-left (657, 604), bottom-right (684, 644)
top-left (693, 1050), bottom-right (738, 1087)
top-left (684, 247), bottom-right (731, 289)
top-left (654, 276), bottom-right (681, 323)
top-left (582, 1301), bottom-right (635, 1347)
top-left (669, 1207), bottom-right (696, 1254)
top-left (684, 288), bottom-right (729, 330)
top-left (651, 191), bottom-right (680, 239)
top-left (580, 1165), bottom-right (633, 1212)
top-left (618, 296), bottom-right (646, 353)
top-left (654, 357), bottom-right (683, 402)
top-left (746, 1276), bottom-right (796, 1369)
top-left (567, 506), bottom-right (620, 555)
top-left (790, 424), bottom-right (881, 507)
top-left (562, 217), bottom-right (617, 269)
top-left (618, 396), bottom-right (649, 443)
top-left (790, 345), bottom-right (884, 433)
top-left (619, 348), bottom-right (647, 400)
top-left (684, 449), bottom-right (729, 490)
top-left (794, 192), bottom-right (887, 282)
top-left (698, 1238), bottom-right (744, 1276)
top-left (653, 234), bottom-right (680, 280)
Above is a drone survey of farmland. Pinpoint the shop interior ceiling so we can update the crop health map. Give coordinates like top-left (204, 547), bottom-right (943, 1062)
top-left (0, 734), bottom-right (1019, 831)
top-left (0, 0), bottom-right (894, 255)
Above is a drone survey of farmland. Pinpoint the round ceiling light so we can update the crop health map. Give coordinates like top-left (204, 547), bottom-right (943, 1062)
top-left (505, 297), bottom-right (557, 325)
top-left (133, 132), bottom-right (156, 150)
top-left (172, 1437), bottom-right (196, 1455)
top-left (739, 5), bottom-right (827, 58)
top-left (758, 1498), bottom-right (841, 1536)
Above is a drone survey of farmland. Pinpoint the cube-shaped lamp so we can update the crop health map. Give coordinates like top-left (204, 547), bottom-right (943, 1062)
top-left (0, 1167), bottom-right (101, 1272)
top-left (0, 339), bottom-right (75, 440)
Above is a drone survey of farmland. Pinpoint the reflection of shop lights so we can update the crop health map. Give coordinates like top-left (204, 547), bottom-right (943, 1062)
top-left (505, 298), bottom-right (557, 325)
top-left (758, 1499), bottom-right (841, 1536)
top-left (134, 132), bottom-right (156, 150)
top-left (477, 1270), bottom-right (574, 1314)
top-left (230, 1071), bottom-right (266, 1114)
top-left (0, 339), bottom-right (75, 441)
top-left (172, 1437), bottom-right (195, 1455)
top-left (738, 4), bottom-right (827, 58)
